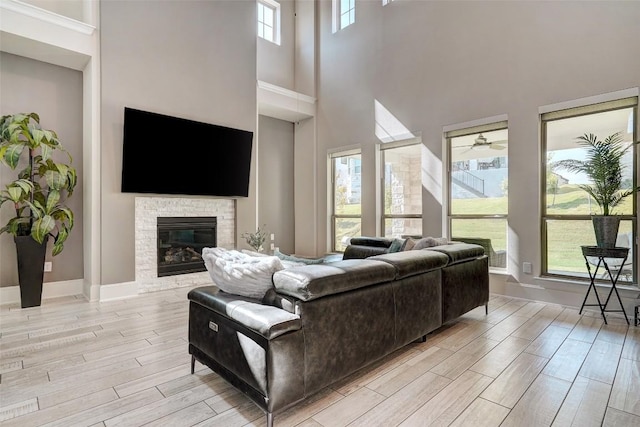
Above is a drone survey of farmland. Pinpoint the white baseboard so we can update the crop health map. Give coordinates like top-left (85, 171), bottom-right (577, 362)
top-left (0, 279), bottom-right (85, 305)
top-left (99, 281), bottom-right (138, 302)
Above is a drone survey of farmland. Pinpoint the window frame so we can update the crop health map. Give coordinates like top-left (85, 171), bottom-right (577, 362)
top-left (257, 0), bottom-right (281, 45)
top-left (379, 138), bottom-right (423, 238)
top-left (540, 97), bottom-right (638, 283)
top-left (330, 149), bottom-right (362, 252)
top-left (446, 121), bottom-right (509, 271)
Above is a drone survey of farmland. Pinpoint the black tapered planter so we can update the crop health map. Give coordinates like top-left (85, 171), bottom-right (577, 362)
top-left (14, 235), bottom-right (48, 308)
top-left (592, 216), bottom-right (620, 249)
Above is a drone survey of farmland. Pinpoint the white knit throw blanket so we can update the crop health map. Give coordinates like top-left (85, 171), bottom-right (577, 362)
top-left (202, 247), bottom-right (285, 299)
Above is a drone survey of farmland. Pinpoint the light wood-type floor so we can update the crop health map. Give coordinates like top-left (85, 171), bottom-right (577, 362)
top-left (1, 287), bottom-right (638, 427)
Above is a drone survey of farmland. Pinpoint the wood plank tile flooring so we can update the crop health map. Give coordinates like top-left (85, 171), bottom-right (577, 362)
top-left (1, 288), bottom-right (638, 426)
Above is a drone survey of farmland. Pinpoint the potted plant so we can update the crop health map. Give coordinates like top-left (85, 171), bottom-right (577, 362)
top-left (555, 132), bottom-right (638, 248)
top-left (0, 113), bottom-right (76, 308)
top-left (241, 224), bottom-right (268, 252)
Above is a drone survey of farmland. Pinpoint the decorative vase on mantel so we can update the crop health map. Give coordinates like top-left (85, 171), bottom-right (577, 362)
top-left (592, 216), bottom-right (620, 249)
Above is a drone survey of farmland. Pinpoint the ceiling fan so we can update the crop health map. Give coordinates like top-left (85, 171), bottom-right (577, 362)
top-left (455, 134), bottom-right (507, 152)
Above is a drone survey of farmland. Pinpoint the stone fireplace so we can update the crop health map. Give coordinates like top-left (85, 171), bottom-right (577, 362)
top-left (135, 197), bottom-right (234, 293)
top-left (157, 217), bottom-right (217, 277)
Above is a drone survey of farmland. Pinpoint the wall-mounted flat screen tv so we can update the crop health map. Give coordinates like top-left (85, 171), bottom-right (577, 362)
top-left (121, 107), bottom-right (253, 197)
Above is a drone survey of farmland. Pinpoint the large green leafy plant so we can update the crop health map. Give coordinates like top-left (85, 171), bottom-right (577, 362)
top-left (555, 132), bottom-right (638, 215)
top-left (0, 113), bottom-right (76, 255)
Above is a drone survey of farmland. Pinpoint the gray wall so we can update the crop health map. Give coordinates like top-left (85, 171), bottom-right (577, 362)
top-left (258, 115), bottom-right (295, 254)
top-left (100, 0), bottom-right (257, 285)
top-left (0, 52), bottom-right (84, 286)
top-left (315, 0), bottom-right (640, 281)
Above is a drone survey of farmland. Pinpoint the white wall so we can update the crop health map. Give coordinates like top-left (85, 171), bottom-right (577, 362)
top-left (313, 1), bottom-right (640, 305)
top-left (100, 0), bottom-right (257, 285)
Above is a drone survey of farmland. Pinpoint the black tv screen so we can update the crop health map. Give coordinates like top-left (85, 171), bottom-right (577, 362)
top-left (121, 107), bottom-right (253, 197)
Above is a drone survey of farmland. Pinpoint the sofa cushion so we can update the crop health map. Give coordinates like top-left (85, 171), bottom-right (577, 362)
top-left (188, 286), bottom-right (301, 340)
top-left (370, 250), bottom-right (449, 279)
top-left (412, 236), bottom-right (449, 250)
top-left (272, 259), bottom-right (396, 301)
top-left (402, 238), bottom-right (417, 251)
top-left (387, 238), bottom-right (406, 253)
top-left (427, 243), bottom-right (485, 265)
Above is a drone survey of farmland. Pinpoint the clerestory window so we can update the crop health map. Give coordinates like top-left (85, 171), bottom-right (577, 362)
top-left (257, 0), bottom-right (280, 45)
top-left (333, 0), bottom-right (355, 32)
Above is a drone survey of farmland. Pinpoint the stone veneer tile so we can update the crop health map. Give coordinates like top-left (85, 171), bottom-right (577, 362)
top-left (135, 197), bottom-right (235, 293)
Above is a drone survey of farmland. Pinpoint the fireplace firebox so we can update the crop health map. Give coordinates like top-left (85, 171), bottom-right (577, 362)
top-left (157, 217), bottom-right (216, 277)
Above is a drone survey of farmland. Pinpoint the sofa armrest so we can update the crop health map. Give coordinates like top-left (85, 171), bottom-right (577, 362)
top-left (349, 237), bottom-right (393, 248)
top-left (188, 287), bottom-right (301, 340)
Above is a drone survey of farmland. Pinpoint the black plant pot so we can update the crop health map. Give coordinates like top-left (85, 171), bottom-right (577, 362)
top-left (592, 216), bottom-right (620, 249)
top-left (14, 235), bottom-right (48, 308)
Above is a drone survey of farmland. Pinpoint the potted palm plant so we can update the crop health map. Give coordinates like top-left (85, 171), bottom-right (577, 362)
top-left (0, 113), bottom-right (76, 308)
top-left (555, 132), bottom-right (638, 248)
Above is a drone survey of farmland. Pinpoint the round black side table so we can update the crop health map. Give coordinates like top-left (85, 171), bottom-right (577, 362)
top-left (580, 246), bottom-right (630, 325)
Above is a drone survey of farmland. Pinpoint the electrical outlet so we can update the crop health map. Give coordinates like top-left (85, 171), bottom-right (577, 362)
top-left (270, 233), bottom-right (275, 241)
top-left (270, 243), bottom-right (275, 250)
top-left (44, 261), bottom-right (52, 272)
top-left (522, 262), bottom-right (532, 274)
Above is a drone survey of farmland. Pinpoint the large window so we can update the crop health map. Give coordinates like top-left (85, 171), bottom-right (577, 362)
top-left (381, 141), bottom-right (422, 238)
top-left (257, 0), bottom-right (280, 45)
top-left (331, 151), bottom-right (362, 251)
top-left (447, 123), bottom-right (508, 269)
top-left (542, 97), bottom-right (637, 283)
top-left (333, 0), bottom-right (355, 32)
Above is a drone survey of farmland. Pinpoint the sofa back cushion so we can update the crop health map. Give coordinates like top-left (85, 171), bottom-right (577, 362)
top-left (370, 250), bottom-right (449, 279)
top-left (272, 259), bottom-right (396, 301)
top-left (427, 243), bottom-right (485, 265)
